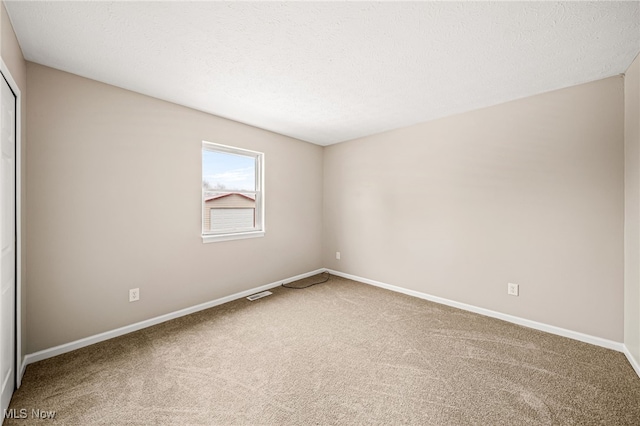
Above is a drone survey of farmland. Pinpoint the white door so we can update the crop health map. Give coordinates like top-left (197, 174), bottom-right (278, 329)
top-left (210, 208), bottom-right (255, 231)
top-left (0, 73), bottom-right (16, 414)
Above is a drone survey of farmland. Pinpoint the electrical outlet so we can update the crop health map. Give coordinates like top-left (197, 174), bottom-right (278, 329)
top-left (336, 251), bottom-right (341, 260)
top-left (507, 283), bottom-right (519, 296)
top-left (129, 288), bottom-right (140, 302)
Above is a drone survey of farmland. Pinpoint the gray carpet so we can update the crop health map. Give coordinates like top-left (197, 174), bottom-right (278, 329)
top-left (6, 275), bottom-right (640, 425)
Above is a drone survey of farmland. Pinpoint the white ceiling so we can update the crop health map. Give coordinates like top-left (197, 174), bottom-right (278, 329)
top-left (5, 1), bottom-right (640, 146)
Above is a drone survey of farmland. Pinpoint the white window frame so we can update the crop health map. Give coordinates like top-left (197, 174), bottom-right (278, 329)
top-left (202, 141), bottom-right (264, 243)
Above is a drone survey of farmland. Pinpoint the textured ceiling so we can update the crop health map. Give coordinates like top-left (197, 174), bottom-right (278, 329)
top-left (5, 1), bottom-right (640, 146)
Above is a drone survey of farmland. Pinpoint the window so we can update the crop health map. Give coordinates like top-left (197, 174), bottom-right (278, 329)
top-left (202, 141), bottom-right (264, 243)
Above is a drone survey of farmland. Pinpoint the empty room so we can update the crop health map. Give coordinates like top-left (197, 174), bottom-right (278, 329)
top-left (1, 1), bottom-right (639, 424)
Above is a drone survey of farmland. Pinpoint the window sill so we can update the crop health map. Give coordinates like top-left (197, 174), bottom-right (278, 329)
top-left (202, 230), bottom-right (265, 244)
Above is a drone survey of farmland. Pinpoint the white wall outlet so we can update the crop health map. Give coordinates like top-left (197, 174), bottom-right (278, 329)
top-left (507, 283), bottom-right (519, 296)
top-left (336, 251), bottom-right (341, 260)
top-left (129, 288), bottom-right (140, 302)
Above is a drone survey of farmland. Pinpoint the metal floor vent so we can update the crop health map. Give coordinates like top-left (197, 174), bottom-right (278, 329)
top-left (246, 291), bottom-right (273, 301)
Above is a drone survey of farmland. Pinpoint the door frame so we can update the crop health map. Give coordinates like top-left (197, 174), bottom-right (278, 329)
top-left (0, 57), bottom-right (22, 389)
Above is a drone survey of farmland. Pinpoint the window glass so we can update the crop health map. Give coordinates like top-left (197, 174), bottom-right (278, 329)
top-left (202, 142), bottom-right (264, 243)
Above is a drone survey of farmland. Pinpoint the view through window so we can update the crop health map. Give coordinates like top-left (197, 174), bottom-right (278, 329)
top-left (202, 142), bottom-right (264, 242)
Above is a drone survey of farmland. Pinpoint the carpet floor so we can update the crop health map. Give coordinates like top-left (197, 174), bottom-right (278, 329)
top-left (6, 274), bottom-right (640, 425)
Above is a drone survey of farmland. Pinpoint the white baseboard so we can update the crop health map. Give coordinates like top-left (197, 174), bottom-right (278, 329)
top-left (327, 269), bottom-right (625, 353)
top-left (21, 267), bottom-right (639, 381)
top-left (17, 356), bottom-right (27, 388)
top-left (22, 269), bottom-right (326, 368)
top-left (623, 345), bottom-right (640, 378)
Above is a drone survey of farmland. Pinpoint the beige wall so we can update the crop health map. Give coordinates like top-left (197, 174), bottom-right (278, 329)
top-left (324, 77), bottom-right (625, 341)
top-left (26, 63), bottom-right (323, 353)
top-left (625, 54), bottom-right (640, 366)
top-left (1, 0), bottom-right (27, 361)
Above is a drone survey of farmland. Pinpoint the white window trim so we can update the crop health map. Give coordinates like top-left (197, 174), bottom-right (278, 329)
top-left (202, 230), bottom-right (265, 244)
top-left (201, 141), bottom-right (265, 243)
